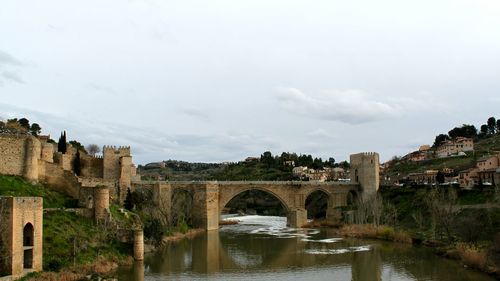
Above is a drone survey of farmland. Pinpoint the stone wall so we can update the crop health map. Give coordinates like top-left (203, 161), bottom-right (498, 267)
top-left (0, 135), bottom-right (41, 181)
top-left (40, 162), bottom-right (80, 198)
top-left (0, 197), bottom-right (43, 278)
top-left (80, 155), bottom-right (103, 178)
top-left (350, 152), bottom-right (380, 198)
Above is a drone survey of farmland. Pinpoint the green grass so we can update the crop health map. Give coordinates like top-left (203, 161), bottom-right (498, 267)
top-left (43, 210), bottom-right (131, 271)
top-left (0, 175), bottom-right (78, 208)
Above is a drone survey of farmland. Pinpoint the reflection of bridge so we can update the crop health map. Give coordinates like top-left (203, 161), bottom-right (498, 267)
top-left (133, 152), bottom-right (379, 230)
top-left (129, 230), bottom-right (383, 281)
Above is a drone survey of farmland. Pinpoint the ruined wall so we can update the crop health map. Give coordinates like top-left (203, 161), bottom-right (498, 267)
top-left (0, 197), bottom-right (43, 277)
top-left (350, 152), bottom-right (380, 198)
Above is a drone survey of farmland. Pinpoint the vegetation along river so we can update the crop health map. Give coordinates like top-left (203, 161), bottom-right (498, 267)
top-left (117, 215), bottom-right (495, 281)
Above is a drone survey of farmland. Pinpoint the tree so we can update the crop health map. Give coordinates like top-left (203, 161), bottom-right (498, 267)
top-left (124, 188), bottom-right (134, 211)
top-left (58, 131), bottom-right (67, 154)
top-left (436, 171), bottom-right (445, 184)
top-left (18, 118), bottom-right (30, 130)
top-left (29, 123), bottom-right (41, 136)
top-left (448, 124), bottom-right (477, 139)
top-left (69, 140), bottom-right (87, 153)
top-left (433, 134), bottom-right (450, 147)
top-left (86, 144), bottom-right (101, 156)
top-left (426, 187), bottom-right (458, 242)
top-left (497, 119), bottom-right (500, 135)
top-left (260, 151), bottom-right (275, 168)
top-left (479, 124), bottom-right (489, 137)
top-left (73, 150), bottom-right (81, 176)
top-left (487, 117), bottom-right (496, 134)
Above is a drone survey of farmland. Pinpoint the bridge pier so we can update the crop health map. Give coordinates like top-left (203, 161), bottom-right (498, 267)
top-left (287, 208), bottom-right (307, 228)
top-left (192, 182), bottom-right (219, 230)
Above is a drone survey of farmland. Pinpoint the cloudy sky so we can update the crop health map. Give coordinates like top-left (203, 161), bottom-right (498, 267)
top-left (1, 0), bottom-right (500, 164)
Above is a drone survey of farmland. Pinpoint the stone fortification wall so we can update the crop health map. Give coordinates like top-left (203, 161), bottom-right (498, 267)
top-left (103, 146), bottom-right (130, 180)
top-left (0, 135), bottom-right (40, 181)
top-left (80, 155), bottom-right (104, 178)
top-left (40, 162), bottom-right (80, 198)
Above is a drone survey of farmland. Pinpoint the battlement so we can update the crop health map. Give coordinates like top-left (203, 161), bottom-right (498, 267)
top-left (103, 145), bottom-right (131, 153)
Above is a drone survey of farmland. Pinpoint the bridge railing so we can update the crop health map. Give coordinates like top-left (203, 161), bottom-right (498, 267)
top-left (133, 180), bottom-right (355, 186)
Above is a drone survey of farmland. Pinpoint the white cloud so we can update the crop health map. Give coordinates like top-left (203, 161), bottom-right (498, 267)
top-left (2, 71), bottom-right (24, 84)
top-left (274, 88), bottom-right (399, 124)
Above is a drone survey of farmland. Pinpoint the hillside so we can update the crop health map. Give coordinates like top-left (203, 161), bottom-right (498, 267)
top-left (0, 175), bottom-right (132, 276)
top-left (383, 134), bottom-right (500, 184)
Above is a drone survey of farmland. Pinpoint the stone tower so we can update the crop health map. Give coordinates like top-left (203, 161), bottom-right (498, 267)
top-left (0, 197), bottom-right (43, 278)
top-left (350, 152), bottom-right (380, 198)
top-left (103, 146), bottom-right (132, 203)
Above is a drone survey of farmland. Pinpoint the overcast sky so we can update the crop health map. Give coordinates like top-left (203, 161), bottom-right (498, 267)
top-left (1, 0), bottom-right (500, 165)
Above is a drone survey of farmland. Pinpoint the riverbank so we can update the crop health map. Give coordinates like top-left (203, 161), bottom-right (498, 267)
top-left (328, 223), bottom-right (499, 278)
top-left (20, 256), bottom-right (133, 281)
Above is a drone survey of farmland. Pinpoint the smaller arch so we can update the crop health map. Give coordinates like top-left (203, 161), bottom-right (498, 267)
top-left (171, 188), bottom-right (194, 226)
top-left (346, 190), bottom-right (358, 206)
top-left (23, 223), bottom-right (34, 246)
top-left (23, 223), bottom-right (34, 269)
top-left (305, 190), bottom-right (329, 220)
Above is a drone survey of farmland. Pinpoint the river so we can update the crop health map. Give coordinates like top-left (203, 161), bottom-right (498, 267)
top-left (117, 215), bottom-right (495, 281)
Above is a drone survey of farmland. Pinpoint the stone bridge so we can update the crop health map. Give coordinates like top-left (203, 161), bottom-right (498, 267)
top-left (132, 152), bottom-right (380, 230)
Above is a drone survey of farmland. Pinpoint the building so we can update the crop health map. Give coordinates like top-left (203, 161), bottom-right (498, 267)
top-left (436, 137), bottom-right (474, 158)
top-left (458, 154), bottom-right (500, 188)
top-left (407, 170), bottom-right (439, 185)
top-left (0, 197), bottom-right (43, 279)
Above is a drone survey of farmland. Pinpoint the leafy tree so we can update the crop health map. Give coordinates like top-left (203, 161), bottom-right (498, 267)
top-left (18, 118), bottom-right (30, 130)
top-left (73, 150), bottom-right (81, 176)
top-left (69, 140), bottom-right (87, 153)
top-left (448, 124), bottom-right (477, 139)
top-left (260, 151), bottom-right (275, 168)
top-left (497, 119), bottom-right (500, 135)
top-left (29, 123), bottom-right (41, 136)
top-left (433, 134), bottom-right (450, 147)
top-left (487, 117), bottom-right (497, 134)
top-left (436, 171), bottom-right (445, 184)
top-left (479, 124), bottom-right (489, 137)
top-left (124, 188), bottom-right (134, 211)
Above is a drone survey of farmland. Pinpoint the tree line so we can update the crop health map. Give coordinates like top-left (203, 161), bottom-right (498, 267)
top-left (0, 117), bottom-right (42, 136)
top-left (432, 116), bottom-right (500, 147)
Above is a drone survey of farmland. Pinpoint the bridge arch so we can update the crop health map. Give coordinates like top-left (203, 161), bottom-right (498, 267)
top-left (219, 187), bottom-right (291, 214)
top-left (305, 189), bottom-right (329, 219)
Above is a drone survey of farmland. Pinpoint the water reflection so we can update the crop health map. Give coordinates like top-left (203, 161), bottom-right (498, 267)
top-left (117, 216), bottom-right (495, 281)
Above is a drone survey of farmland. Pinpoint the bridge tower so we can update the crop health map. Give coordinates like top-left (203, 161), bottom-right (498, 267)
top-left (350, 152), bottom-right (380, 199)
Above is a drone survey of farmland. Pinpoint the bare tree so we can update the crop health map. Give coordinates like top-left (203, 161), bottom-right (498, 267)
top-left (426, 187), bottom-right (458, 242)
top-left (86, 144), bottom-right (101, 156)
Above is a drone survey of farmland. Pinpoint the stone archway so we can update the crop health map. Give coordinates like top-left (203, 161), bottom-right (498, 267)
top-left (305, 189), bottom-right (329, 220)
top-left (171, 188), bottom-right (194, 227)
top-left (219, 187), bottom-right (292, 215)
top-left (23, 223), bottom-right (34, 269)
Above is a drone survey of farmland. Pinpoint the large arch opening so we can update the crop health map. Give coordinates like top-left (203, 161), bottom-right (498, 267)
top-left (171, 189), bottom-right (194, 227)
top-left (222, 189), bottom-right (287, 217)
top-left (23, 223), bottom-right (34, 269)
top-left (305, 190), bottom-right (329, 220)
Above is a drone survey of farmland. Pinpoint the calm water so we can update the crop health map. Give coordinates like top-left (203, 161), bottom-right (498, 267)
top-left (117, 216), bottom-right (495, 281)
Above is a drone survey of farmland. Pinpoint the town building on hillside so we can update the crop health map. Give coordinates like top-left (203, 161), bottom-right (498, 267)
top-left (459, 154), bottom-right (500, 188)
top-left (407, 170), bottom-right (439, 185)
top-left (245, 157), bottom-right (259, 162)
top-left (458, 168), bottom-right (479, 189)
top-left (402, 144), bottom-right (434, 162)
top-left (436, 137), bottom-right (474, 158)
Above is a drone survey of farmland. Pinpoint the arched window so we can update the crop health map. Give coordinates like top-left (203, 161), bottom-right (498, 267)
top-left (23, 223), bottom-right (34, 246)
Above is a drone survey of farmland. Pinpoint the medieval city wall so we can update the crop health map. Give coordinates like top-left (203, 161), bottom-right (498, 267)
top-left (0, 135), bottom-right (30, 176)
